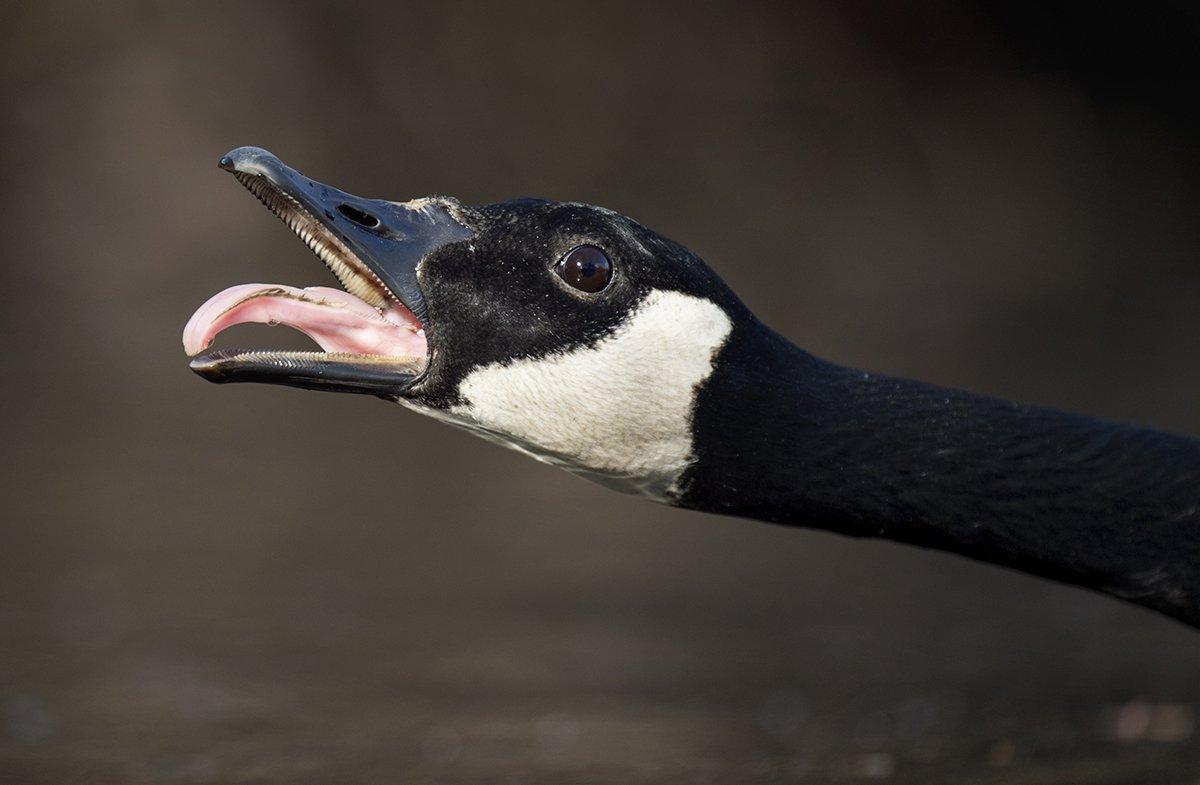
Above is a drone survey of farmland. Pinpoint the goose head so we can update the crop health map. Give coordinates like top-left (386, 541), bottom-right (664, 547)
top-left (185, 147), bottom-right (749, 499)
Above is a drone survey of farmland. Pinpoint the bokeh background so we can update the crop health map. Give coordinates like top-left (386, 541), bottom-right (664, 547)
top-left (3, 2), bottom-right (1200, 783)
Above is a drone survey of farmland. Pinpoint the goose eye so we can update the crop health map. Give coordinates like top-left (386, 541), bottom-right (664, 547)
top-left (555, 245), bottom-right (612, 293)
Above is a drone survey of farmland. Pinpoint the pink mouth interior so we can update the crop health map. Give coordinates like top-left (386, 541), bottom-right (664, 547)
top-left (182, 283), bottom-right (427, 359)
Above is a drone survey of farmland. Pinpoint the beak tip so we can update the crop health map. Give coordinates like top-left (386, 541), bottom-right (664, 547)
top-left (189, 355), bottom-right (232, 384)
top-left (217, 146), bottom-right (280, 175)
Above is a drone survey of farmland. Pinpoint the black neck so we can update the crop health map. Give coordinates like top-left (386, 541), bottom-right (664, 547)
top-left (679, 320), bottom-right (1200, 627)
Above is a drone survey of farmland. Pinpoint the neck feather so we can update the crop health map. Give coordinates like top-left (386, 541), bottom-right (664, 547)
top-left (679, 322), bottom-right (1200, 626)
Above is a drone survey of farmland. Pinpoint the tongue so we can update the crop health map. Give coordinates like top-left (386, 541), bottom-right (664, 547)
top-left (182, 284), bottom-right (426, 358)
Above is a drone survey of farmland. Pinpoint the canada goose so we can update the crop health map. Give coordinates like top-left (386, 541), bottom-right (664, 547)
top-left (184, 147), bottom-right (1200, 627)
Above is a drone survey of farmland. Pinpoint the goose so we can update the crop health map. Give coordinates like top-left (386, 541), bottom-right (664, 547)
top-left (184, 147), bottom-right (1200, 628)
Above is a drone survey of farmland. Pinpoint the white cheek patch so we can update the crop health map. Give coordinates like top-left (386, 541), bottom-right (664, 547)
top-left (410, 290), bottom-right (732, 500)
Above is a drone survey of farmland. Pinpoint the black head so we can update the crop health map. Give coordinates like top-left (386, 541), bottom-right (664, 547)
top-left (408, 198), bottom-right (747, 407)
top-left (187, 148), bottom-right (752, 497)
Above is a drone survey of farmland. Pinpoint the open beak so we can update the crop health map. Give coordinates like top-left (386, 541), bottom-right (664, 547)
top-left (183, 146), bottom-right (472, 395)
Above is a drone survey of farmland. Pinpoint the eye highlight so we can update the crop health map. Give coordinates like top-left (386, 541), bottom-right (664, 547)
top-left (554, 245), bottom-right (612, 293)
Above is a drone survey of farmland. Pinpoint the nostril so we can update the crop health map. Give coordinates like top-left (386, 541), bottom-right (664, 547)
top-left (337, 204), bottom-right (380, 228)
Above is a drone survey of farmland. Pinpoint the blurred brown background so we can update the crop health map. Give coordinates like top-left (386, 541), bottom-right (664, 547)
top-left (3, 2), bottom-right (1200, 783)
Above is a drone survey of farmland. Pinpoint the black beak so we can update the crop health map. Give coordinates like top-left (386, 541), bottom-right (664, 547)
top-left (217, 146), bottom-right (472, 324)
top-left (185, 147), bottom-right (473, 397)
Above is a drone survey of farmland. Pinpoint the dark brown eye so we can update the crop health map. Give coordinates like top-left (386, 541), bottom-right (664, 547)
top-left (555, 245), bottom-right (612, 293)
